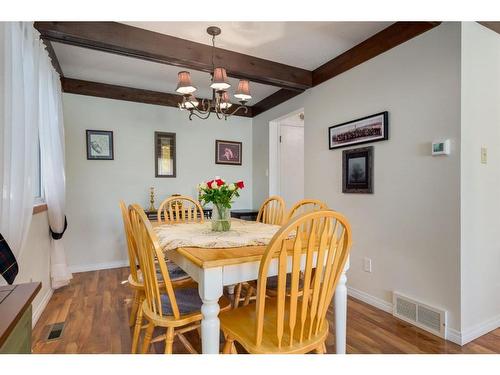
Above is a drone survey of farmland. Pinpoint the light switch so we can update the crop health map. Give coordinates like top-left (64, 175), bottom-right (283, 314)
top-left (481, 147), bottom-right (487, 164)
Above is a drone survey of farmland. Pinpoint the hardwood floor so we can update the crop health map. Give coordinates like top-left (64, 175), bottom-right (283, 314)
top-left (32, 267), bottom-right (500, 354)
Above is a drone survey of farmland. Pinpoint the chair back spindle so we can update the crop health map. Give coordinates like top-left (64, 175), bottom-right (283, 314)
top-left (254, 210), bottom-right (352, 349)
top-left (256, 196), bottom-right (286, 225)
top-left (157, 196), bottom-right (204, 224)
top-left (287, 199), bottom-right (327, 222)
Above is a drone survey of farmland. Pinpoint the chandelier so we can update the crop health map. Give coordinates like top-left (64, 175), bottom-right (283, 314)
top-left (175, 26), bottom-right (252, 121)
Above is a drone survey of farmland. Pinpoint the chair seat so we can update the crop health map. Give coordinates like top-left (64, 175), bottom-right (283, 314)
top-left (156, 287), bottom-right (232, 317)
top-left (220, 297), bottom-right (328, 354)
top-left (131, 261), bottom-right (189, 286)
top-left (166, 261), bottom-right (190, 281)
top-left (161, 287), bottom-right (203, 316)
top-left (248, 273), bottom-right (303, 291)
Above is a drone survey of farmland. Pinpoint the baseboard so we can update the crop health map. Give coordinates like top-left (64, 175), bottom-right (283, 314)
top-left (446, 328), bottom-right (462, 345)
top-left (460, 314), bottom-right (500, 345)
top-left (32, 287), bottom-right (53, 327)
top-left (69, 260), bottom-right (128, 273)
top-left (347, 286), bottom-right (466, 346)
top-left (347, 286), bottom-right (393, 313)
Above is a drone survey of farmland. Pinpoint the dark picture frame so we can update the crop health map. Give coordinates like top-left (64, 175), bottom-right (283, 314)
top-left (215, 140), bottom-right (242, 165)
top-left (86, 130), bottom-right (114, 160)
top-left (342, 146), bottom-right (373, 194)
top-left (155, 132), bottom-right (176, 178)
top-left (329, 111), bottom-right (388, 150)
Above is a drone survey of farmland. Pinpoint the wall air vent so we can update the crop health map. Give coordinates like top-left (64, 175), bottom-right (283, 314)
top-left (393, 292), bottom-right (447, 339)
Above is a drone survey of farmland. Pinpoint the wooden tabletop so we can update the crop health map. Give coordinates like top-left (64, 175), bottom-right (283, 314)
top-left (0, 282), bottom-right (41, 348)
top-left (176, 245), bottom-right (268, 268)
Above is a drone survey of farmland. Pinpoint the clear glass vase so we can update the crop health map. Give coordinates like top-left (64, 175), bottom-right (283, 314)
top-left (212, 204), bottom-right (231, 232)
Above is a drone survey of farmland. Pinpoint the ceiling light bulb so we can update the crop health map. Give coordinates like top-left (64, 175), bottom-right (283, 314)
top-left (182, 95), bottom-right (199, 109)
top-left (219, 92), bottom-right (232, 110)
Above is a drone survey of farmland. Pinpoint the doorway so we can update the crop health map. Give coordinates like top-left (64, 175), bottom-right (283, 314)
top-left (269, 109), bottom-right (305, 208)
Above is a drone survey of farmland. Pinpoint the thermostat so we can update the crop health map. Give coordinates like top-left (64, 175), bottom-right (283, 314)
top-left (432, 139), bottom-right (450, 156)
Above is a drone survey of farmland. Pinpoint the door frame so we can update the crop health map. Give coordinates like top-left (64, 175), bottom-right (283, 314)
top-left (268, 107), bottom-right (304, 198)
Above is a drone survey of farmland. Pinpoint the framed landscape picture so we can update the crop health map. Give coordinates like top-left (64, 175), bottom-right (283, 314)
top-left (329, 111), bottom-right (388, 150)
top-left (215, 140), bottom-right (242, 165)
top-left (86, 130), bottom-right (114, 160)
top-left (155, 132), bottom-right (176, 177)
top-left (342, 146), bottom-right (373, 194)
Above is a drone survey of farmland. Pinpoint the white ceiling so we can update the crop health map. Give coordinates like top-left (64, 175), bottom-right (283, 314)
top-left (53, 42), bottom-right (280, 105)
top-left (123, 22), bottom-right (392, 70)
top-left (54, 22), bottom-right (393, 104)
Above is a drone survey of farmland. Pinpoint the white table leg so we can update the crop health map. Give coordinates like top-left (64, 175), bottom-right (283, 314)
top-left (334, 258), bottom-right (349, 354)
top-left (198, 267), bottom-right (223, 354)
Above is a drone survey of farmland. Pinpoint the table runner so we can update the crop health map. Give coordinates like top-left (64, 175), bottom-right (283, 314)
top-left (154, 219), bottom-right (283, 253)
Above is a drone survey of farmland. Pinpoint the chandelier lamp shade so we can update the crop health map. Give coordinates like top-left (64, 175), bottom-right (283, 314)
top-left (175, 26), bottom-right (252, 120)
top-left (175, 71), bottom-right (197, 95)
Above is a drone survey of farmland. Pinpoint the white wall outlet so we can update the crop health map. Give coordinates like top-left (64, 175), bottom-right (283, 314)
top-left (481, 147), bottom-right (487, 164)
top-left (363, 257), bottom-right (372, 273)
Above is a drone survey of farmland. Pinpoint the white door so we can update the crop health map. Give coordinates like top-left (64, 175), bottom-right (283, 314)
top-left (279, 125), bottom-right (304, 208)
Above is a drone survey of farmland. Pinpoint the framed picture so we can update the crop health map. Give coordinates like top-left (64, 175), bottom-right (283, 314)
top-left (86, 130), bottom-right (114, 160)
top-left (215, 140), bottom-right (242, 165)
top-left (342, 146), bottom-right (373, 194)
top-left (155, 132), bottom-right (176, 178)
top-left (329, 111), bottom-right (388, 150)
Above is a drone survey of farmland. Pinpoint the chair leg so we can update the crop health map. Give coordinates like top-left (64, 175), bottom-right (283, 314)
top-left (314, 343), bottom-right (326, 354)
top-left (131, 304), bottom-right (143, 354)
top-left (141, 323), bottom-right (155, 354)
top-left (164, 327), bottom-right (174, 354)
top-left (223, 335), bottom-right (235, 354)
top-left (129, 290), bottom-right (140, 327)
top-left (177, 332), bottom-right (197, 354)
top-left (233, 283), bottom-right (242, 309)
top-left (243, 285), bottom-right (254, 306)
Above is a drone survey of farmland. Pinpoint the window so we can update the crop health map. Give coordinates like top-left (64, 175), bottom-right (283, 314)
top-left (33, 137), bottom-right (44, 204)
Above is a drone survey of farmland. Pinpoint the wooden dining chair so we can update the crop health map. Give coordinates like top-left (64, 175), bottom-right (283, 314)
top-left (255, 198), bottom-right (327, 297)
top-left (220, 210), bottom-right (352, 354)
top-left (256, 196), bottom-right (286, 225)
top-left (287, 199), bottom-right (327, 222)
top-left (157, 195), bottom-right (204, 224)
top-left (128, 203), bottom-right (231, 354)
top-left (119, 201), bottom-right (194, 353)
top-left (233, 196), bottom-right (286, 308)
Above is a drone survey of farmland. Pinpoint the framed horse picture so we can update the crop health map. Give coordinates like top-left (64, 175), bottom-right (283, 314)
top-left (215, 140), bottom-right (242, 165)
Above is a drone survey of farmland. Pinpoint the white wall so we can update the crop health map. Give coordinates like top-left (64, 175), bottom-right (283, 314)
top-left (460, 22), bottom-right (500, 342)
top-left (0, 211), bottom-right (54, 326)
top-left (253, 23), bottom-right (463, 332)
top-left (62, 94), bottom-right (253, 271)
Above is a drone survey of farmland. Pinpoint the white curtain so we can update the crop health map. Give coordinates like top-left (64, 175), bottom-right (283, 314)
top-left (0, 22), bottom-right (71, 288)
top-left (0, 22), bottom-right (39, 257)
top-left (38, 42), bottom-right (72, 289)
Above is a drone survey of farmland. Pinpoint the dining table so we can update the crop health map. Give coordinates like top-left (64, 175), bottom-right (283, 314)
top-left (153, 218), bottom-right (349, 354)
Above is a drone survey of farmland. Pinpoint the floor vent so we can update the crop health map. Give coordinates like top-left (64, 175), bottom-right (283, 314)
top-left (392, 292), bottom-right (447, 338)
top-left (46, 322), bottom-right (65, 341)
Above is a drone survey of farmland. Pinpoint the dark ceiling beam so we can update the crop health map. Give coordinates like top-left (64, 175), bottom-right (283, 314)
top-left (34, 21), bottom-right (312, 91)
top-left (312, 21), bottom-right (441, 87)
top-left (478, 22), bottom-right (500, 35)
top-left (42, 39), bottom-right (64, 76)
top-left (251, 89), bottom-right (304, 117)
top-left (60, 78), bottom-right (253, 118)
